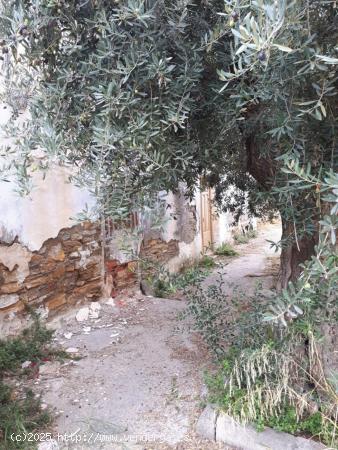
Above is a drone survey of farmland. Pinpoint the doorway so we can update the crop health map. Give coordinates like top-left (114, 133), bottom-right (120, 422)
top-left (200, 187), bottom-right (213, 252)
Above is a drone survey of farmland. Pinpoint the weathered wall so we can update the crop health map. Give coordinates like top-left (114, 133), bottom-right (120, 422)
top-left (0, 104), bottom-right (103, 331)
top-left (0, 103), bottom-right (250, 333)
top-left (104, 185), bottom-right (241, 282)
top-left (0, 164), bottom-right (95, 252)
top-left (0, 104), bottom-right (94, 252)
top-left (0, 163), bottom-right (103, 331)
top-left (0, 222), bottom-right (102, 316)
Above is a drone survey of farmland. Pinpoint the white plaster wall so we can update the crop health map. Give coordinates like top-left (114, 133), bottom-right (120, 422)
top-left (160, 190), bottom-right (201, 272)
top-left (212, 210), bottom-right (234, 246)
top-left (0, 104), bottom-right (95, 252)
top-left (0, 166), bottom-right (94, 251)
top-left (162, 188), bottom-right (240, 272)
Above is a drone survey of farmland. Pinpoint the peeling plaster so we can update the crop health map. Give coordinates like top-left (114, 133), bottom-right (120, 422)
top-left (0, 294), bottom-right (19, 309)
top-left (0, 242), bottom-right (32, 283)
top-left (0, 104), bottom-right (95, 252)
top-left (0, 166), bottom-right (95, 252)
top-left (106, 229), bottom-right (139, 264)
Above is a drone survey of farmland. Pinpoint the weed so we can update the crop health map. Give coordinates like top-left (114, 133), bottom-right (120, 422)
top-left (153, 278), bottom-right (177, 298)
top-left (206, 359), bottom-right (336, 446)
top-left (184, 274), bottom-right (337, 446)
top-left (0, 321), bottom-right (54, 374)
top-left (0, 383), bottom-right (51, 449)
top-left (233, 233), bottom-right (249, 244)
top-left (261, 406), bottom-right (334, 443)
top-left (150, 259), bottom-right (212, 298)
top-left (198, 255), bottom-right (216, 268)
top-left (233, 229), bottom-right (257, 244)
top-left (183, 277), bottom-right (268, 357)
top-left (175, 266), bottom-right (208, 289)
top-left (214, 242), bottom-right (239, 257)
top-left (247, 229), bottom-right (258, 239)
top-left (0, 318), bottom-right (64, 449)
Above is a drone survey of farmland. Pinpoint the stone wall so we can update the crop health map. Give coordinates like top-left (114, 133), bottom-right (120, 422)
top-left (105, 259), bottom-right (137, 296)
top-left (140, 238), bottom-right (179, 264)
top-left (0, 222), bottom-right (102, 316)
top-left (104, 237), bottom-right (180, 297)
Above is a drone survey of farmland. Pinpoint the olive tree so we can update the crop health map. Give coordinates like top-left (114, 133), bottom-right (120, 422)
top-left (0, 0), bottom-right (337, 287)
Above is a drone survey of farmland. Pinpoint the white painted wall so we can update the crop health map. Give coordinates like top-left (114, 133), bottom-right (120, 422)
top-left (0, 166), bottom-right (94, 251)
top-left (0, 105), bottom-right (94, 252)
top-left (163, 189), bottom-right (203, 272)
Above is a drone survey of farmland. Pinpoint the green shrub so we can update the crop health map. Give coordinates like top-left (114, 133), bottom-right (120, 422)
top-left (233, 228), bottom-right (257, 244)
top-left (214, 242), bottom-right (239, 257)
top-left (153, 278), bottom-right (177, 298)
top-left (184, 268), bottom-right (337, 447)
top-left (152, 263), bottom-right (211, 297)
top-left (175, 266), bottom-right (209, 289)
top-left (0, 320), bottom-right (54, 374)
top-left (0, 382), bottom-right (51, 449)
top-left (199, 255), bottom-right (216, 268)
top-left (0, 318), bottom-right (65, 449)
top-left (233, 233), bottom-right (249, 244)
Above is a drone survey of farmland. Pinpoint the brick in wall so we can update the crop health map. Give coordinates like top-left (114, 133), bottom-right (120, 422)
top-left (0, 222), bottom-right (102, 314)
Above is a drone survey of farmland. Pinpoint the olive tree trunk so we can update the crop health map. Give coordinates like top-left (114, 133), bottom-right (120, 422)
top-left (278, 217), bottom-right (317, 289)
top-left (245, 135), bottom-right (318, 289)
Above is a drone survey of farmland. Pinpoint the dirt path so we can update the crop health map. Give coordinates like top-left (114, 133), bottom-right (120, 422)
top-left (36, 222), bottom-right (281, 450)
top-left (206, 221), bottom-right (281, 293)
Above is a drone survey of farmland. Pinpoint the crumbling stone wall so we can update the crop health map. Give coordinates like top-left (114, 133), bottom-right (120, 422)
top-left (105, 259), bottom-right (137, 294)
top-left (140, 238), bottom-right (180, 263)
top-left (104, 237), bottom-right (180, 297)
top-left (0, 222), bottom-right (102, 315)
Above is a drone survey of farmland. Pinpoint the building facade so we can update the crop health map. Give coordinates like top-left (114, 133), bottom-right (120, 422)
top-left (0, 106), bottom-right (253, 334)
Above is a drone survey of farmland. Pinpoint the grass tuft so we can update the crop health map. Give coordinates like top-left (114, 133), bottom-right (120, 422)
top-left (0, 318), bottom-right (64, 449)
top-left (233, 229), bottom-right (257, 244)
top-left (214, 242), bottom-right (239, 257)
top-left (198, 255), bottom-right (216, 268)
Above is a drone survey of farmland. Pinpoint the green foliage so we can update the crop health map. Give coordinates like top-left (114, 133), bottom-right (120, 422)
top-left (264, 166), bottom-right (338, 327)
top-left (175, 265), bottom-right (210, 290)
top-left (233, 229), bottom-right (257, 244)
top-left (198, 255), bottom-right (216, 269)
top-left (0, 1), bottom-right (336, 270)
top-left (148, 259), bottom-right (211, 298)
top-left (182, 275), bottom-right (268, 356)
top-left (152, 277), bottom-right (177, 299)
top-left (0, 0), bottom-right (212, 218)
top-left (207, 363), bottom-right (334, 444)
top-left (185, 165), bottom-right (337, 446)
top-left (0, 319), bottom-right (54, 373)
top-left (207, 367), bottom-right (331, 443)
top-left (0, 383), bottom-right (51, 449)
top-left (215, 0), bottom-right (338, 240)
top-left (233, 234), bottom-right (250, 244)
top-left (0, 0), bottom-right (336, 278)
top-left (188, 166), bottom-right (338, 447)
top-left (0, 319), bottom-right (64, 448)
top-left (214, 242), bottom-right (239, 257)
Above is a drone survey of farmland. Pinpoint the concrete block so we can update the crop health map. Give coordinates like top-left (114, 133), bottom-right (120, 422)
top-left (195, 404), bottom-right (218, 441)
top-left (215, 411), bottom-right (325, 450)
